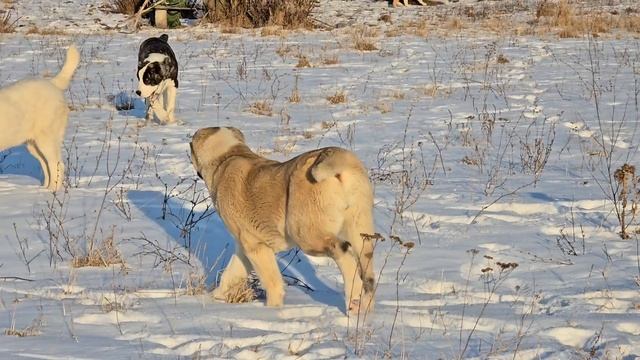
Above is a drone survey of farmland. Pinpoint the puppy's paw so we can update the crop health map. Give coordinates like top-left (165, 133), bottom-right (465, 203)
top-left (265, 290), bottom-right (284, 307)
top-left (348, 296), bottom-right (374, 317)
top-left (211, 287), bottom-right (228, 302)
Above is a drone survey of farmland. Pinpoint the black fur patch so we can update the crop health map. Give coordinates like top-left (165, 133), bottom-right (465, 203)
top-left (142, 62), bottom-right (164, 86)
top-left (137, 34), bottom-right (179, 87)
top-left (363, 277), bottom-right (375, 293)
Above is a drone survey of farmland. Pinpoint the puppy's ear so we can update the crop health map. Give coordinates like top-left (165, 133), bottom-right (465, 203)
top-left (159, 34), bottom-right (169, 43)
top-left (227, 127), bottom-right (245, 142)
top-left (137, 60), bottom-right (149, 76)
top-left (189, 141), bottom-right (203, 179)
top-left (161, 57), bottom-right (177, 77)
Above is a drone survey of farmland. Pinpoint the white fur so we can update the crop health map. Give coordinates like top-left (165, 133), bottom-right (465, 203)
top-left (137, 54), bottom-right (176, 125)
top-left (0, 45), bottom-right (80, 191)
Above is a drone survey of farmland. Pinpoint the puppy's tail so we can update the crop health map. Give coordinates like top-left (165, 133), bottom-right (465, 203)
top-left (50, 44), bottom-right (80, 90)
top-left (310, 148), bottom-right (368, 183)
top-left (311, 147), bottom-right (377, 312)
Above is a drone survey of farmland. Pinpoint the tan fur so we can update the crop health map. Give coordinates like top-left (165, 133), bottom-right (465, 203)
top-left (191, 127), bottom-right (376, 315)
top-left (0, 45), bottom-right (80, 191)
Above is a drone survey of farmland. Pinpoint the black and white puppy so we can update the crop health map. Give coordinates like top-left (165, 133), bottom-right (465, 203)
top-left (136, 34), bottom-right (179, 125)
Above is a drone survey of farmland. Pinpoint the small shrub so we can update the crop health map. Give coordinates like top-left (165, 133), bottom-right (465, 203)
top-left (320, 54), bottom-right (339, 65)
top-left (205, 0), bottom-right (318, 29)
top-left (260, 25), bottom-right (284, 36)
top-left (103, 0), bottom-right (145, 15)
top-left (327, 90), bottom-right (347, 104)
top-left (249, 100), bottom-right (273, 116)
top-left (72, 235), bottom-right (124, 268)
top-left (289, 89), bottom-right (301, 103)
top-left (0, 10), bottom-right (18, 33)
top-left (351, 25), bottom-right (379, 51)
top-left (613, 163), bottom-right (639, 239)
top-left (354, 39), bottom-right (377, 51)
top-left (5, 316), bottom-right (43, 337)
top-left (223, 275), bottom-right (262, 303)
top-left (295, 55), bottom-right (311, 68)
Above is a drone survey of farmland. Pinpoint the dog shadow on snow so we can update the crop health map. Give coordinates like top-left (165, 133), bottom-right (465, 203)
top-left (128, 190), bottom-right (344, 311)
top-left (0, 145), bottom-right (45, 185)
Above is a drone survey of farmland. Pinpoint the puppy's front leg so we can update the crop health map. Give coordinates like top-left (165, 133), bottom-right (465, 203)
top-left (244, 241), bottom-right (285, 307)
top-left (142, 98), bottom-right (153, 126)
top-left (150, 96), bottom-right (170, 124)
top-left (165, 82), bottom-right (177, 124)
top-left (213, 252), bottom-right (253, 301)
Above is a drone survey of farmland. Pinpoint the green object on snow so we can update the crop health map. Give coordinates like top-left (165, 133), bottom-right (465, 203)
top-left (165, 0), bottom-right (187, 28)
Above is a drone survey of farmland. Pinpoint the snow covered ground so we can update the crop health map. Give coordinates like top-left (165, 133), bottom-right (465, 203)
top-left (0, 0), bottom-right (640, 358)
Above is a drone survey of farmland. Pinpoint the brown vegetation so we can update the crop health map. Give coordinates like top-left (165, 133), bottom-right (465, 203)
top-left (205, 0), bottom-right (318, 29)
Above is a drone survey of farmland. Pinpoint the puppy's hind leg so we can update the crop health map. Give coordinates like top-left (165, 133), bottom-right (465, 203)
top-left (244, 241), bottom-right (285, 307)
top-left (213, 251), bottom-right (253, 301)
top-left (26, 141), bottom-right (50, 189)
top-left (329, 240), bottom-right (364, 315)
top-left (35, 137), bottom-right (64, 191)
top-left (165, 82), bottom-right (177, 124)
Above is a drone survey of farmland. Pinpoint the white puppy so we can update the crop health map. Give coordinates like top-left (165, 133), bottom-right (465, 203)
top-left (0, 44), bottom-right (80, 191)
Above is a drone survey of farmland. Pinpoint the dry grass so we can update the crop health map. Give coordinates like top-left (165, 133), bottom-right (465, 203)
top-left (249, 100), bottom-right (274, 116)
top-left (351, 24), bottom-right (379, 52)
top-left (220, 26), bottom-right (241, 34)
top-left (391, 18), bottom-right (431, 38)
top-left (0, 9), bottom-right (17, 33)
top-left (25, 26), bottom-right (67, 35)
top-left (375, 101), bottom-right (393, 114)
top-left (446, 16), bottom-right (465, 31)
top-left (295, 55), bottom-right (311, 68)
top-left (72, 235), bottom-right (124, 268)
top-left (534, 0), bottom-right (640, 37)
top-left (354, 39), bottom-right (378, 52)
top-left (320, 54), bottom-right (339, 65)
top-left (205, 0), bottom-right (318, 29)
top-left (497, 54), bottom-right (510, 64)
top-left (103, 0), bottom-right (143, 15)
top-left (260, 25), bottom-right (285, 37)
top-left (223, 275), bottom-right (263, 303)
top-left (185, 272), bottom-right (207, 296)
top-left (419, 84), bottom-right (440, 97)
top-left (4, 317), bottom-right (42, 337)
top-left (224, 281), bottom-right (256, 303)
top-left (327, 90), bottom-right (347, 104)
top-left (276, 44), bottom-right (295, 59)
top-left (289, 89), bottom-right (301, 103)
